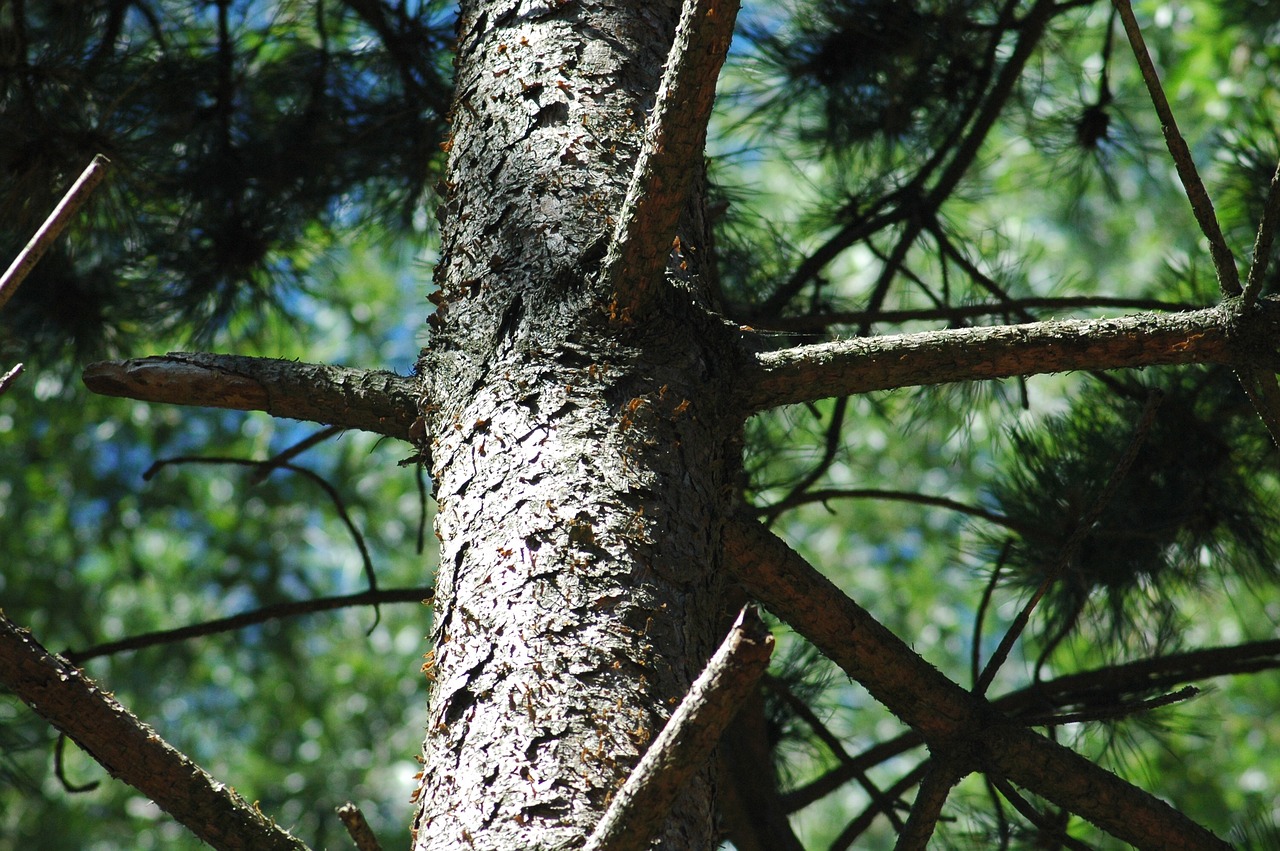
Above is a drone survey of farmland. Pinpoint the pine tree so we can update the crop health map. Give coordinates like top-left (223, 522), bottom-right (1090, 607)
top-left (4, 0), bottom-right (1280, 848)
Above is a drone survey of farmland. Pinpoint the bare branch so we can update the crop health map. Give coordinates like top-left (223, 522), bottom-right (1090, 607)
top-left (722, 511), bottom-right (1229, 849)
top-left (0, 155), bottom-right (110, 312)
top-left (737, 301), bottom-right (1280, 414)
top-left (752, 297), bottom-right (1202, 334)
top-left (582, 606), bottom-right (773, 851)
top-left (1112, 0), bottom-right (1240, 295)
top-left (1243, 155), bottom-right (1280, 308)
top-left (0, 612), bottom-right (311, 851)
top-left (760, 487), bottom-right (1020, 532)
top-left (64, 586), bottom-right (434, 664)
top-left (895, 759), bottom-right (965, 851)
top-left (0, 363), bottom-right (23, 396)
top-left (599, 0), bottom-right (739, 318)
top-left (337, 802), bottom-right (383, 851)
top-left (83, 353), bottom-right (420, 441)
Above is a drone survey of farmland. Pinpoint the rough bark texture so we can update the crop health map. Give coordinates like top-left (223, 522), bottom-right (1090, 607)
top-left (412, 3), bottom-right (738, 848)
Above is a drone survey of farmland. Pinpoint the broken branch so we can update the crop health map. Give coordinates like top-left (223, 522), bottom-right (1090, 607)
top-left (83, 353), bottom-right (420, 441)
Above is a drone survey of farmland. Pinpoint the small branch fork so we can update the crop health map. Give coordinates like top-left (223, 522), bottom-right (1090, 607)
top-left (598, 0), bottom-right (740, 318)
top-left (0, 612), bottom-right (312, 851)
top-left (582, 606), bottom-right (773, 851)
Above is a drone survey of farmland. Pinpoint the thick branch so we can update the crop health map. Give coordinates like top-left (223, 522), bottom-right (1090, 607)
top-left (783, 637), bottom-right (1280, 813)
top-left (582, 607), bottom-right (773, 851)
top-left (599, 0), bottom-right (739, 317)
top-left (722, 512), bottom-right (1229, 850)
top-left (0, 612), bottom-right (310, 851)
top-left (83, 353), bottom-right (420, 441)
top-left (739, 301), bottom-right (1280, 413)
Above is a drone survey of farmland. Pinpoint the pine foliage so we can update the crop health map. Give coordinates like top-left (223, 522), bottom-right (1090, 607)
top-left (0, 0), bottom-right (452, 357)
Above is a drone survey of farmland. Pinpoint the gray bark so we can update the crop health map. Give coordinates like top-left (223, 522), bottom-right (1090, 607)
top-left (412, 2), bottom-right (738, 848)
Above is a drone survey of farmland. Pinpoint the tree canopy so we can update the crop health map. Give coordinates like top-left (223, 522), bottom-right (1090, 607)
top-left (4, 0), bottom-right (1280, 848)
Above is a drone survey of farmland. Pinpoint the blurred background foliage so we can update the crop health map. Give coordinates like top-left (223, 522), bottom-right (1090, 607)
top-left (4, 0), bottom-right (1280, 848)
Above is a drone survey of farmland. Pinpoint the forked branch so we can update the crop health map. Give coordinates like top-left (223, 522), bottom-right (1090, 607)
top-left (722, 510), bottom-right (1229, 850)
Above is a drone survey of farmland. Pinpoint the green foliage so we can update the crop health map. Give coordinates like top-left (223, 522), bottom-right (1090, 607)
top-left (0, 0), bottom-right (452, 358)
top-left (0, 235), bottom-right (433, 850)
top-left (987, 368), bottom-right (1279, 652)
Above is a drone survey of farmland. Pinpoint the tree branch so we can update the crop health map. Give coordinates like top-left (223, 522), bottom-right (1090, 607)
top-left (895, 758), bottom-right (964, 851)
top-left (336, 802), bottom-right (383, 851)
top-left (0, 362), bottom-right (23, 396)
top-left (82, 353), bottom-right (420, 441)
top-left (581, 606), bottom-right (773, 851)
top-left (599, 0), bottom-right (739, 318)
top-left (722, 511), bottom-right (1229, 850)
top-left (1112, 0), bottom-right (1240, 296)
top-left (63, 586), bottom-right (434, 664)
top-left (751, 296), bottom-right (1202, 333)
top-left (784, 637), bottom-right (1280, 814)
top-left (0, 154), bottom-right (110, 312)
top-left (738, 300), bottom-right (1280, 414)
top-left (0, 611), bottom-right (311, 851)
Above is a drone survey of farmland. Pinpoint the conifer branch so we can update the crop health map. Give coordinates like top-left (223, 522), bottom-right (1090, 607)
top-left (723, 511), bottom-right (1230, 850)
top-left (599, 0), bottom-right (739, 318)
top-left (582, 606), bottom-right (773, 851)
top-left (0, 612), bottom-right (311, 851)
top-left (739, 301), bottom-right (1280, 414)
top-left (976, 391), bottom-right (1164, 695)
top-left (786, 637), bottom-right (1280, 813)
top-left (1112, 0), bottom-right (1240, 296)
top-left (83, 353), bottom-right (420, 441)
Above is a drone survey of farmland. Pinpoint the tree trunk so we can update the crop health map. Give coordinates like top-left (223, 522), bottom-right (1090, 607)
top-left (413, 3), bottom-right (737, 848)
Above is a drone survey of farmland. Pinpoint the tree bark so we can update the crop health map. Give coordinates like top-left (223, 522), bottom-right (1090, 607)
top-left (411, 3), bottom-right (738, 848)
